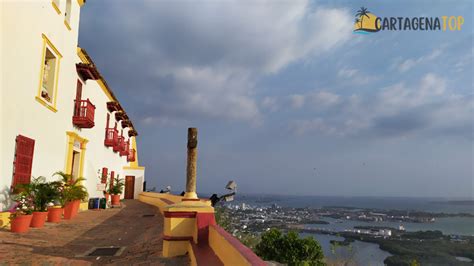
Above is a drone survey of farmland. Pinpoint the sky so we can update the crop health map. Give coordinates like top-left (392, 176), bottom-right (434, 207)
top-left (79, 0), bottom-right (473, 198)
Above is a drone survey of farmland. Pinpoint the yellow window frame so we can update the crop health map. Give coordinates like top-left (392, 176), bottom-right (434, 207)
top-left (36, 34), bottom-right (62, 113)
top-left (51, 0), bottom-right (61, 14)
top-left (65, 132), bottom-right (88, 180)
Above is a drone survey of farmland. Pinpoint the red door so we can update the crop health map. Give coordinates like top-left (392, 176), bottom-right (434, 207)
top-left (125, 176), bottom-right (135, 199)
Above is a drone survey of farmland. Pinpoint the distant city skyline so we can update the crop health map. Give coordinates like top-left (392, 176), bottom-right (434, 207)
top-left (79, 0), bottom-right (473, 198)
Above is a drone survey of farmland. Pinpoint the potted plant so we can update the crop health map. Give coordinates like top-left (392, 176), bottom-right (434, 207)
top-left (110, 175), bottom-right (124, 206)
top-left (29, 177), bottom-right (59, 228)
top-left (47, 181), bottom-right (64, 223)
top-left (54, 171), bottom-right (88, 220)
top-left (10, 192), bottom-right (34, 233)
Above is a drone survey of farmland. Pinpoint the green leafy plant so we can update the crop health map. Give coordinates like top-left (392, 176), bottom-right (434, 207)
top-left (255, 228), bottom-right (325, 266)
top-left (54, 171), bottom-right (88, 206)
top-left (109, 175), bottom-right (124, 195)
top-left (30, 177), bottom-right (61, 212)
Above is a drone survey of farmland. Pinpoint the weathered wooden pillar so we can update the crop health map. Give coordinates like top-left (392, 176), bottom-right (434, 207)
top-left (184, 128), bottom-right (198, 199)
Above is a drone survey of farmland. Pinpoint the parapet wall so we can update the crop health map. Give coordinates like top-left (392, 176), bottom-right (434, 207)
top-left (138, 192), bottom-right (266, 265)
top-left (209, 225), bottom-right (266, 266)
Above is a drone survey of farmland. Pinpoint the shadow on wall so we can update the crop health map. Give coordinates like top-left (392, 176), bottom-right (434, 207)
top-left (0, 186), bottom-right (13, 212)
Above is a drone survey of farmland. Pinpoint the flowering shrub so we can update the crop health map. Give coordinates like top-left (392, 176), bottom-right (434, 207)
top-left (10, 193), bottom-right (34, 218)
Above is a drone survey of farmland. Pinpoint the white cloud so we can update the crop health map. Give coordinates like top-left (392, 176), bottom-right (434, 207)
top-left (261, 96), bottom-right (279, 112)
top-left (289, 94), bottom-right (305, 109)
top-left (309, 91), bottom-right (340, 107)
top-left (81, 1), bottom-right (353, 125)
top-left (337, 68), bottom-right (358, 78)
top-left (289, 73), bottom-right (472, 138)
top-left (287, 90), bottom-right (340, 110)
top-left (396, 49), bottom-right (442, 72)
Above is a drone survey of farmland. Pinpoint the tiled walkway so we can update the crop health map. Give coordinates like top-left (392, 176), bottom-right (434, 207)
top-left (0, 200), bottom-right (188, 265)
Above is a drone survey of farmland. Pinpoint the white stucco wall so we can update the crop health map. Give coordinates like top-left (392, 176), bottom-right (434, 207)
top-left (0, 1), bottom-right (144, 210)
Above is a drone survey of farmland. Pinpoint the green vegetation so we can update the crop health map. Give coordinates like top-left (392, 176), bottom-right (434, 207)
top-left (54, 171), bottom-right (88, 206)
top-left (341, 230), bottom-right (474, 266)
top-left (109, 175), bottom-right (125, 195)
top-left (256, 229), bottom-right (325, 266)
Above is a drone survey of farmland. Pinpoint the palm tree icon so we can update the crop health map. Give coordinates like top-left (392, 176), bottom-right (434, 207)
top-left (355, 18), bottom-right (361, 29)
top-left (356, 7), bottom-right (370, 30)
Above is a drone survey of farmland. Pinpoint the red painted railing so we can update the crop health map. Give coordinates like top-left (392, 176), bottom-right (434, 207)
top-left (113, 136), bottom-right (123, 152)
top-left (72, 99), bottom-right (95, 128)
top-left (127, 148), bottom-right (136, 162)
top-left (120, 139), bottom-right (130, 156)
top-left (104, 127), bottom-right (118, 147)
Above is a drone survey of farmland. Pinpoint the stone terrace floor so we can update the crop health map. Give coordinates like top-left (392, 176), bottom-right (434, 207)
top-left (0, 200), bottom-right (189, 265)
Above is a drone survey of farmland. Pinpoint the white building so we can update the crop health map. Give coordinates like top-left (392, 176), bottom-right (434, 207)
top-left (0, 0), bottom-right (145, 211)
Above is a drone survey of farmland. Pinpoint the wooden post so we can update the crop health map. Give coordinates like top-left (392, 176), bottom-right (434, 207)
top-left (184, 128), bottom-right (198, 199)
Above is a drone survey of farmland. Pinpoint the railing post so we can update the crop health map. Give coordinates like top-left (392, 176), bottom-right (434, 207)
top-left (184, 127), bottom-right (198, 199)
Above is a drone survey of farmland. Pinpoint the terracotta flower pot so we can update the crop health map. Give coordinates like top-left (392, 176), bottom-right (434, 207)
top-left (63, 200), bottom-right (80, 220)
top-left (73, 199), bottom-right (81, 215)
top-left (30, 211), bottom-right (48, 228)
top-left (111, 194), bottom-right (121, 205)
top-left (11, 214), bottom-right (33, 233)
top-left (47, 207), bottom-right (63, 223)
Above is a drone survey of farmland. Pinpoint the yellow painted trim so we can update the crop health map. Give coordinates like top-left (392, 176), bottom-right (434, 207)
top-left (79, 201), bottom-right (89, 211)
top-left (77, 48), bottom-right (90, 64)
top-left (42, 34), bottom-right (63, 57)
top-left (129, 137), bottom-right (140, 167)
top-left (65, 132), bottom-right (89, 176)
top-left (77, 0), bottom-right (85, 7)
top-left (97, 79), bottom-right (115, 102)
top-left (64, 20), bottom-right (72, 31)
top-left (52, 1), bottom-right (61, 14)
top-left (35, 96), bottom-right (58, 112)
top-left (0, 212), bottom-right (10, 229)
top-left (37, 34), bottom-right (62, 112)
top-left (123, 166), bottom-right (145, 170)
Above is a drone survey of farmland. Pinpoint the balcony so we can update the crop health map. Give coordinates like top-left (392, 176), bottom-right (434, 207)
top-left (104, 127), bottom-right (118, 147)
top-left (120, 139), bottom-right (130, 157)
top-left (127, 148), bottom-right (136, 162)
top-left (72, 99), bottom-right (96, 128)
top-left (113, 136), bottom-right (123, 153)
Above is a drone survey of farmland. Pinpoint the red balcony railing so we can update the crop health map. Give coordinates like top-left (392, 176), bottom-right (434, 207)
top-left (120, 139), bottom-right (130, 156)
top-left (104, 127), bottom-right (118, 147)
top-left (72, 99), bottom-right (96, 128)
top-left (113, 136), bottom-right (123, 153)
top-left (127, 148), bottom-right (136, 162)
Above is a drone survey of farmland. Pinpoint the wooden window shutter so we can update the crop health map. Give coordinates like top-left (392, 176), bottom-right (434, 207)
top-left (110, 171), bottom-right (115, 188)
top-left (76, 79), bottom-right (83, 100)
top-left (101, 167), bottom-right (108, 184)
top-left (12, 135), bottom-right (35, 188)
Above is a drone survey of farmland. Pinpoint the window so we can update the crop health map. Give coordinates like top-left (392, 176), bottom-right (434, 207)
top-left (64, 0), bottom-right (72, 30)
top-left (12, 135), bottom-right (35, 189)
top-left (36, 34), bottom-right (62, 112)
top-left (41, 49), bottom-right (57, 103)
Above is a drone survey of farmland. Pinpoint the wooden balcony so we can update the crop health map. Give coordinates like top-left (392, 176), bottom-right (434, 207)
top-left (72, 99), bottom-right (95, 128)
top-left (120, 139), bottom-right (130, 157)
top-left (128, 129), bottom-right (138, 137)
top-left (127, 148), bottom-right (136, 162)
top-left (113, 136), bottom-right (123, 153)
top-left (104, 127), bottom-right (118, 147)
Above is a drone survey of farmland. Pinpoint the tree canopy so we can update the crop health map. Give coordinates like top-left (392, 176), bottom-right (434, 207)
top-left (256, 229), bottom-right (325, 266)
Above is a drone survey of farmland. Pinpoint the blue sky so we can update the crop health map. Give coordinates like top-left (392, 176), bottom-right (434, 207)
top-left (79, 0), bottom-right (473, 198)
